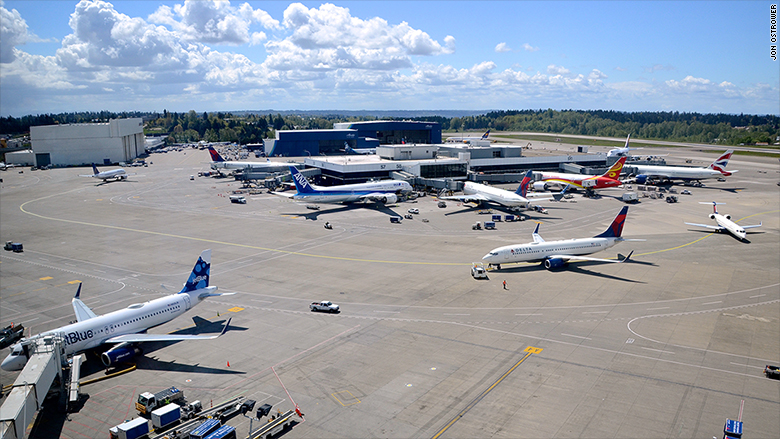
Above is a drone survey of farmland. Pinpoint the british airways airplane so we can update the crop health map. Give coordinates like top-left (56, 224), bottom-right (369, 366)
top-left (272, 166), bottom-right (413, 205)
top-left (482, 206), bottom-right (637, 270)
top-left (1, 250), bottom-right (232, 371)
top-left (628, 150), bottom-right (738, 184)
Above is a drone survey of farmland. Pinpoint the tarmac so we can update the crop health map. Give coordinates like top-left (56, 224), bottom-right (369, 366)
top-left (1, 142), bottom-right (778, 438)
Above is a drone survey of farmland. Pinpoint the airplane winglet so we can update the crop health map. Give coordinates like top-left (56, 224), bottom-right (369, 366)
top-left (220, 318), bottom-right (232, 336)
top-left (74, 282), bottom-right (82, 299)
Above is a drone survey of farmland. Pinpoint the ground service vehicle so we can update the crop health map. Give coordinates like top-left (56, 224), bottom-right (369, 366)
top-left (622, 192), bottom-right (639, 203)
top-left (189, 419), bottom-right (221, 439)
top-left (151, 403), bottom-right (181, 430)
top-left (471, 263), bottom-right (488, 279)
top-left (310, 301), bottom-right (340, 313)
top-left (136, 387), bottom-right (185, 415)
top-left (484, 221), bottom-right (496, 230)
top-left (203, 425), bottom-right (236, 439)
top-left (390, 216), bottom-right (402, 223)
top-left (492, 214), bottom-right (502, 222)
top-left (0, 323), bottom-right (24, 349)
top-left (666, 195), bottom-right (678, 203)
top-left (407, 208), bottom-right (419, 214)
top-left (4, 241), bottom-right (23, 252)
top-left (109, 418), bottom-right (150, 439)
top-left (229, 195), bottom-right (246, 204)
top-left (765, 365), bottom-right (780, 379)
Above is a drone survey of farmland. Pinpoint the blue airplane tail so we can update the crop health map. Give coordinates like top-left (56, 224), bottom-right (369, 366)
top-left (289, 166), bottom-right (316, 194)
top-left (179, 250), bottom-right (211, 293)
top-left (594, 206), bottom-right (629, 238)
top-left (92, 164), bottom-right (100, 175)
top-left (481, 129), bottom-right (490, 140)
top-left (516, 170), bottom-right (534, 197)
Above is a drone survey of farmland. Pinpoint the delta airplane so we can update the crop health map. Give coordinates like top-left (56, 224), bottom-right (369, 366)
top-left (482, 206), bottom-right (636, 270)
top-left (536, 157), bottom-right (626, 191)
top-left (685, 202), bottom-right (761, 242)
top-left (607, 134), bottom-right (643, 157)
top-left (79, 164), bottom-right (131, 181)
top-left (2, 250), bottom-right (232, 371)
top-left (272, 166), bottom-right (412, 204)
top-left (440, 170), bottom-right (564, 209)
top-left (628, 150), bottom-right (737, 184)
top-left (207, 146), bottom-right (295, 172)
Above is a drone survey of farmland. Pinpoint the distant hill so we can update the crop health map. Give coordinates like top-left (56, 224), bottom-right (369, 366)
top-left (230, 109), bottom-right (491, 118)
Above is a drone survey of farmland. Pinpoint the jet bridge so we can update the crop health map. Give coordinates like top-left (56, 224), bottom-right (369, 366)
top-left (0, 336), bottom-right (66, 439)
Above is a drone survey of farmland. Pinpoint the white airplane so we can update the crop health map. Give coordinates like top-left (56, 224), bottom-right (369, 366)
top-left (272, 166), bottom-right (413, 204)
top-left (536, 157), bottom-right (627, 191)
top-left (79, 164), bottom-right (131, 181)
top-left (446, 129), bottom-right (491, 145)
top-left (607, 134), bottom-right (643, 157)
top-left (685, 202), bottom-right (762, 242)
top-left (207, 146), bottom-right (295, 172)
top-left (344, 142), bottom-right (375, 155)
top-left (628, 150), bottom-right (737, 184)
top-left (439, 170), bottom-right (564, 210)
top-left (482, 206), bottom-right (636, 270)
top-left (2, 250), bottom-right (233, 371)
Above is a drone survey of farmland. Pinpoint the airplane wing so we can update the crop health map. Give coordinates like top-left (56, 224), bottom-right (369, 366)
top-left (549, 251), bottom-right (633, 264)
top-left (270, 191), bottom-right (296, 199)
top-left (78, 174), bottom-right (96, 178)
top-left (684, 222), bottom-right (724, 231)
top-left (439, 194), bottom-right (490, 204)
top-left (72, 284), bottom-right (98, 322)
top-left (105, 318), bottom-right (231, 343)
top-left (742, 222), bottom-right (762, 229)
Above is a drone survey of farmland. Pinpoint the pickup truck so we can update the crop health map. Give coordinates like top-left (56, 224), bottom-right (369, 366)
top-left (310, 301), bottom-right (340, 313)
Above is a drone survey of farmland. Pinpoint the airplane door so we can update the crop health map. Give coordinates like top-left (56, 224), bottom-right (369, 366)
top-left (183, 294), bottom-right (192, 311)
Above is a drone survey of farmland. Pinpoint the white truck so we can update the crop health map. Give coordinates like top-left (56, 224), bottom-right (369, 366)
top-left (310, 301), bottom-right (340, 313)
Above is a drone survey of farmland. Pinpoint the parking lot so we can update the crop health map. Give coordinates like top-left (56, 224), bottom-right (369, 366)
top-left (1, 146), bottom-right (778, 438)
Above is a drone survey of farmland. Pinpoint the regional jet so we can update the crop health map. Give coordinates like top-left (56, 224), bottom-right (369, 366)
top-left (2, 250), bottom-right (233, 371)
top-left (440, 170), bottom-right (564, 210)
top-left (272, 166), bottom-right (412, 204)
top-left (482, 206), bottom-right (637, 270)
top-left (536, 157), bottom-right (626, 191)
top-left (685, 202), bottom-right (761, 242)
top-left (79, 164), bottom-right (131, 181)
top-left (627, 150), bottom-right (737, 184)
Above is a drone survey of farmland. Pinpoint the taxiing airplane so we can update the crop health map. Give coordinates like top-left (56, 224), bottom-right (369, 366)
top-left (628, 150), bottom-right (737, 184)
top-left (684, 202), bottom-right (761, 242)
top-left (482, 206), bottom-right (636, 270)
top-left (440, 170), bottom-right (564, 210)
top-left (607, 134), bottom-right (643, 157)
top-left (536, 157), bottom-right (626, 191)
top-left (446, 129), bottom-right (491, 145)
top-left (272, 166), bottom-right (413, 204)
top-left (2, 250), bottom-right (233, 371)
top-left (79, 164), bottom-right (131, 181)
top-left (207, 146), bottom-right (295, 172)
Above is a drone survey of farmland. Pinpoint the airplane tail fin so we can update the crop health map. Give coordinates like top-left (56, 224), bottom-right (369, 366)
top-left (516, 170), bottom-right (534, 197)
top-left (624, 134), bottom-right (631, 148)
top-left (289, 166), bottom-right (316, 193)
top-left (207, 146), bottom-right (225, 162)
top-left (92, 164), bottom-right (100, 175)
top-left (700, 201), bottom-right (723, 214)
top-left (708, 150), bottom-right (735, 176)
top-left (595, 206), bottom-right (629, 238)
top-left (179, 250), bottom-right (211, 293)
top-left (602, 157), bottom-right (626, 180)
top-left (481, 129), bottom-right (490, 140)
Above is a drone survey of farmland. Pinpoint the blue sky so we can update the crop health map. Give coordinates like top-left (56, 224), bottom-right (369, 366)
top-left (1, 1), bottom-right (777, 117)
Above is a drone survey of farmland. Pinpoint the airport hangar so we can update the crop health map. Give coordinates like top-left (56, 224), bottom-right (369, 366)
top-left (26, 118), bottom-right (145, 168)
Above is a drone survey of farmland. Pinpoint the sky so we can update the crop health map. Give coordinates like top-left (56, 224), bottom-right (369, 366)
top-left (1, 0), bottom-right (778, 117)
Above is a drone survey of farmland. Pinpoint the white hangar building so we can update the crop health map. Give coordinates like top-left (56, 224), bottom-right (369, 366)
top-left (30, 118), bottom-right (145, 167)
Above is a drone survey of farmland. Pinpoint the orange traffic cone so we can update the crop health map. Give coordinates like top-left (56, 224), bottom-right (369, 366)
top-left (227, 361), bottom-right (230, 367)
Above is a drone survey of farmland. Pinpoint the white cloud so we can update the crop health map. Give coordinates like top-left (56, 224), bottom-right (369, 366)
top-left (495, 42), bottom-right (511, 53)
top-left (522, 43), bottom-right (539, 52)
top-left (547, 64), bottom-right (570, 76)
top-left (1, 2), bottom-right (45, 63)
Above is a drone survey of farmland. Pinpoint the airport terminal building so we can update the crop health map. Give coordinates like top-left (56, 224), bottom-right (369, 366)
top-left (30, 118), bottom-right (145, 167)
top-left (264, 120), bottom-right (442, 157)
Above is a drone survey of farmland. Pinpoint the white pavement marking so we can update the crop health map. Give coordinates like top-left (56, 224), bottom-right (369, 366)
top-left (561, 333), bottom-right (591, 340)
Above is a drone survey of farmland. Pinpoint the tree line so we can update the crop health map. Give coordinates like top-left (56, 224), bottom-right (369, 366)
top-left (1, 109), bottom-right (777, 146)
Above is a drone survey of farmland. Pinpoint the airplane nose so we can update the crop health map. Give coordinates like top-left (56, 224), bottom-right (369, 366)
top-left (482, 253), bottom-right (492, 261)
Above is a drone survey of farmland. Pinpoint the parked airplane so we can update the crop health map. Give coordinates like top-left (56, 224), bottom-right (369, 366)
top-left (482, 206), bottom-right (636, 270)
top-left (536, 157), bottom-right (626, 191)
top-left (684, 202), bottom-right (761, 241)
top-left (207, 146), bottom-right (294, 172)
top-left (272, 166), bottom-right (413, 204)
top-left (440, 170), bottom-right (564, 209)
top-left (1, 250), bottom-right (233, 371)
top-left (79, 164), bottom-right (131, 181)
top-left (446, 129), bottom-right (491, 145)
top-left (628, 150), bottom-right (737, 184)
top-left (344, 143), bottom-right (375, 155)
top-left (607, 134), bottom-right (643, 157)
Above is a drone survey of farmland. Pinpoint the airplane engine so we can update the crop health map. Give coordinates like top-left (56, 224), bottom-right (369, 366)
top-left (543, 258), bottom-right (567, 270)
top-left (381, 194), bottom-right (398, 204)
top-left (709, 214), bottom-right (717, 220)
top-left (634, 175), bottom-right (648, 184)
top-left (724, 214), bottom-right (731, 220)
top-left (533, 181), bottom-right (549, 192)
top-left (101, 345), bottom-right (142, 367)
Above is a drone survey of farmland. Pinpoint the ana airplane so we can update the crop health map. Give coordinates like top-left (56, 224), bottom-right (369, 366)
top-left (607, 134), bottom-right (643, 157)
top-left (482, 206), bottom-right (636, 270)
top-left (685, 202), bottom-right (762, 242)
top-left (272, 166), bottom-right (413, 204)
top-left (207, 146), bottom-right (294, 172)
top-left (1, 250), bottom-right (233, 371)
top-left (628, 150), bottom-right (737, 184)
top-left (446, 129), bottom-right (491, 145)
top-left (440, 170), bottom-right (564, 210)
top-left (79, 164), bottom-right (131, 181)
top-left (536, 157), bottom-right (626, 191)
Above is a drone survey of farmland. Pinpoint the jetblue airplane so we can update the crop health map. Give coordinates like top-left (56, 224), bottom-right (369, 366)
top-left (208, 146), bottom-right (295, 172)
top-left (628, 150), bottom-right (737, 184)
top-left (2, 250), bottom-right (232, 371)
top-left (79, 164), bottom-right (130, 181)
top-left (482, 206), bottom-right (636, 270)
top-left (272, 166), bottom-right (413, 204)
top-left (440, 171), bottom-right (563, 209)
top-left (685, 202), bottom-right (762, 242)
